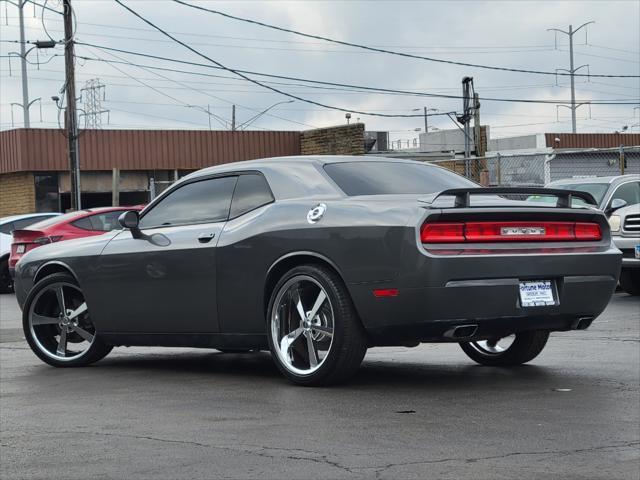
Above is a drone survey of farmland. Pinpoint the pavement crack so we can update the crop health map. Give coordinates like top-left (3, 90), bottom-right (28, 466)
top-left (41, 430), bottom-right (354, 474)
top-left (365, 441), bottom-right (640, 477)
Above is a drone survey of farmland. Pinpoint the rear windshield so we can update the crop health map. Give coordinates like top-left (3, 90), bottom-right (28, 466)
top-left (28, 211), bottom-right (86, 230)
top-left (324, 161), bottom-right (476, 196)
top-left (552, 183), bottom-right (608, 205)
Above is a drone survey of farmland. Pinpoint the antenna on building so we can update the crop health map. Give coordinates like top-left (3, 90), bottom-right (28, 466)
top-left (80, 78), bottom-right (110, 128)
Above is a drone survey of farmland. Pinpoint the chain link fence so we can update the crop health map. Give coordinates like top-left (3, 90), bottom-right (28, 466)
top-left (429, 146), bottom-right (640, 186)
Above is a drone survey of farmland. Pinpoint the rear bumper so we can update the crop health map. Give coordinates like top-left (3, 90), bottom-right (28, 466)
top-left (614, 236), bottom-right (640, 268)
top-left (8, 267), bottom-right (15, 279)
top-left (350, 247), bottom-right (621, 344)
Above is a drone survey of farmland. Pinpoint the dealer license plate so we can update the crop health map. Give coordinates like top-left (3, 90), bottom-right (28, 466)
top-left (635, 245), bottom-right (640, 259)
top-left (519, 280), bottom-right (555, 307)
top-left (16, 245), bottom-right (25, 254)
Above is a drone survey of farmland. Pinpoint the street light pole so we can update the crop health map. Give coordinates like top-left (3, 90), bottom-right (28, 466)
top-left (236, 100), bottom-right (295, 130)
top-left (18, 0), bottom-right (30, 127)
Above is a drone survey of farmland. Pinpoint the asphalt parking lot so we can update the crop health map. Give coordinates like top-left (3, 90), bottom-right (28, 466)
top-left (1, 292), bottom-right (638, 479)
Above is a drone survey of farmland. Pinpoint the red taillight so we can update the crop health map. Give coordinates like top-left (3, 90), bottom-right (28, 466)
top-left (33, 235), bottom-right (63, 245)
top-left (420, 223), bottom-right (465, 243)
top-left (421, 221), bottom-right (602, 243)
top-left (574, 222), bottom-right (601, 240)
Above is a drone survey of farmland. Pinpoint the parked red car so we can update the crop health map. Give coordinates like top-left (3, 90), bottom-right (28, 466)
top-left (9, 206), bottom-right (142, 274)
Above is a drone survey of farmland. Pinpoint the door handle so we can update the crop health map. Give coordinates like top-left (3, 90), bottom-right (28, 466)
top-left (198, 232), bottom-right (216, 243)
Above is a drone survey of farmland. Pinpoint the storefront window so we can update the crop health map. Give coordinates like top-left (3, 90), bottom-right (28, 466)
top-left (34, 172), bottom-right (60, 212)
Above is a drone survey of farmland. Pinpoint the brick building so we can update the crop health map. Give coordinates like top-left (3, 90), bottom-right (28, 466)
top-left (0, 124), bottom-right (365, 216)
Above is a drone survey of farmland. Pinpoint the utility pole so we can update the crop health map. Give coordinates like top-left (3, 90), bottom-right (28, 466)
top-left (231, 104), bottom-right (236, 131)
top-left (63, 0), bottom-right (81, 210)
top-left (473, 93), bottom-right (483, 156)
top-left (462, 78), bottom-right (472, 159)
top-left (423, 106), bottom-right (428, 133)
top-left (548, 21), bottom-right (594, 133)
top-left (17, 0), bottom-right (30, 126)
top-left (454, 77), bottom-right (474, 178)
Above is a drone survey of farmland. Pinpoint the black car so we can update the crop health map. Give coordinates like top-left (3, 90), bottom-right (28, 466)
top-left (14, 157), bottom-right (621, 385)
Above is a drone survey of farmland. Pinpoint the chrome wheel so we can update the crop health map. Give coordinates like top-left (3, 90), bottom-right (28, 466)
top-left (270, 275), bottom-right (334, 376)
top-left (28, 281), bottom-right (96, 362)
top-left (468, 335), bottom-right (516, 355)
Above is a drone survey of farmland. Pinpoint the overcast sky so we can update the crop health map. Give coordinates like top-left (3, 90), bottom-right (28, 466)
top-left (1, 0), bottom-right (639, 143)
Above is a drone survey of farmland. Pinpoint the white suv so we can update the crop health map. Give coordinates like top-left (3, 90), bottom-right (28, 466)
top-left (609, 203), bottom-right (640, 295)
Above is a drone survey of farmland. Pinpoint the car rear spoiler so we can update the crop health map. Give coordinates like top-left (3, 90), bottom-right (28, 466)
top-left (419, 187), bottom-right (598, 209)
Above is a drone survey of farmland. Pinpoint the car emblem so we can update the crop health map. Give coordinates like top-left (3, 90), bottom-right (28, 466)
top-left (501, 226), bottom-right (546, 236)
top-left (307, 203), bottom-right (327, 224)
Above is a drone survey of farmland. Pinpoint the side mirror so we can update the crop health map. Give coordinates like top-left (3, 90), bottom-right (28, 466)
top-left (605, 198), bottom-right (627, 216)
top-left (118, 210), bottom-right (140, 229)
top-left (118, 210), bottom-right (145, 239)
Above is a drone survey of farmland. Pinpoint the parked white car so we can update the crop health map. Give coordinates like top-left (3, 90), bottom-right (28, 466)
top-left (0, 213), bottom-right (60, 293)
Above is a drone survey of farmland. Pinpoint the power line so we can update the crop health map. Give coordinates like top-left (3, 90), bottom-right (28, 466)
top-left (3, 48), bottom-right (637, 107)
top-left (71, 43), bottom-right (639, 106)
top-left (111, 2), bottom-right (463, 120)
top-left (85, 44), bottom-right (230, 128)
top-left (2, 23), bottom-right (564, 55)
top-left (0, 16), bottom-right (570, 51)
top-left (170, 0), bottom-right (640, 79)
top-left (83, 45), bottom-right (318, 129)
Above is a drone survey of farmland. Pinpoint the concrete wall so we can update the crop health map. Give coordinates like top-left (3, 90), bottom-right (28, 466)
top-left (0, 172), bottom-right (35, 216)
top-left (488, 134), bottom-right (545, 152)
top-left (301, 123), bottom-right (365, 155)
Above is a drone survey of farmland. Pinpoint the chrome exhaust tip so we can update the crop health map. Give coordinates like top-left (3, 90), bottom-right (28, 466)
top-left (444, 324), bottom-right (479, 339)
top-left (571, 317), bottom-right (594, 330)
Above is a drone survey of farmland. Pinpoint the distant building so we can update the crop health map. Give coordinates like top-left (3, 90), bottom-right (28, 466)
top-left (0, 124), bottom-right (366, 216)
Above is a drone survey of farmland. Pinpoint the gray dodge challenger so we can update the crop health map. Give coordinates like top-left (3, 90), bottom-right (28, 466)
top-left (14, 156), bottom-right (622, 385)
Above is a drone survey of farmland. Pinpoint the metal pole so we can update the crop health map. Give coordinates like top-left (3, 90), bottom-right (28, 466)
top-left (111, 168), bottom-right (120, 207)
top-left (63, 0), bottom-right (81, 210)
top-left (231, 104), bottom-right (236, 131)
top-left (568, 25), bottom-right (576, 133)
top-left (18, 0), bottom-right (30, 127)
top-left (423, 106), bottom-right (428, 133)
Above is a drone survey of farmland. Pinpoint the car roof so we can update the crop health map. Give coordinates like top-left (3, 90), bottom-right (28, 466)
top-left (0, 212), bottom-right (60, 225)
top-left (548, 174), bottom-right (640, 186)
top-left (187, 155), bottom-right (431, 179)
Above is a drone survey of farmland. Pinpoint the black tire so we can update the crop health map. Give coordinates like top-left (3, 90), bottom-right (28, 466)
top-left (267, 264), bottom-right (367, 386)
top-left (22, 273), bottom-right (113, 367)
top-left (459, 330), bottom-right (549, 366)
top-left (0, 257), bottom-right (13, 294)
top-left (619, 269), bottom-right (640, 296)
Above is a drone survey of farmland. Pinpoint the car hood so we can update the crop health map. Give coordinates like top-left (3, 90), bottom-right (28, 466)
top-left (613, 203), bottom-right (640, 217)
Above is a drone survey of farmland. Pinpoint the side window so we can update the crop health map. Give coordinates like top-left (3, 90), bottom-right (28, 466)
top-left (89, 211), bottom-right (126, 232)
top-left (140, 176), bottom-right (238, 229)
top-left (229, 174), bottom-right (274, 218)
top-left (72, 217), bottom-right (93, 231)
top-left (0, 222), bottom-right (14, 235)
top-left (610, 182), bottom-right (640, 207)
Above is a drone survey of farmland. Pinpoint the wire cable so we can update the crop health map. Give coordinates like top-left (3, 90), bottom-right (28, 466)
top-left (113, 0), bottom-right (459, 119)
top-left (73, 42), bottom-right (640, 106)
top-left (171, 0), bottom-right (640, 79)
